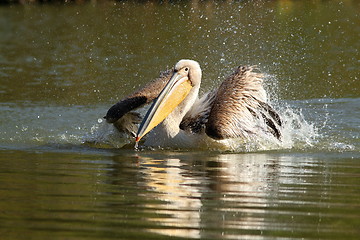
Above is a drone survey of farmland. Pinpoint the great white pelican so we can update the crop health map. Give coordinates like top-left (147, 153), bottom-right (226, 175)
top-left (105, 59), bottom-right (282, 149)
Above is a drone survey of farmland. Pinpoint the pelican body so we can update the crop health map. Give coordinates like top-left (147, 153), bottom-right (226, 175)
top-left (105, 60), bottom-right (282, 149)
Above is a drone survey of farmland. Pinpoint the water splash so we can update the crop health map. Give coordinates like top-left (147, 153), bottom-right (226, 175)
top-left (61, 97), bottom-right (358, 153)
top-left (302, 98), bottom-right (359, 153)
top-left (84, 102), bottom-right (319, 153)
top-left (82, 118), bottom-right (133, 149)
top-left (1, 93), bottom-right (351, 154)
top-left (277, 104), bottom-right (319, 150)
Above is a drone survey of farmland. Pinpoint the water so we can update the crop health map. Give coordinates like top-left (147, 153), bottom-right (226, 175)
top-left (0, 1), bottom-right (359, 239)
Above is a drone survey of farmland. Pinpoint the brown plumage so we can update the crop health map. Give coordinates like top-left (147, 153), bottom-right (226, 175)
top-left (207, 66), bottom-right (269, 139)
top-left (105, 69), bottom-right (173, 123)
top-left (178, 66), bottom-right (282, 140)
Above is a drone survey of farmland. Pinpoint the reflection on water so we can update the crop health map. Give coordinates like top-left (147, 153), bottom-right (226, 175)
top-left (0, 149), bottom-right (359, 239)
top-left (129, 152), bottom-right (360, 239)
top-left (116, 152), bottom-right (276, 239)
top-left (140, 157), bottom-right (203, 238)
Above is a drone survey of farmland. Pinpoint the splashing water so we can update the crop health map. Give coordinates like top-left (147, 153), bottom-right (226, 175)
top-left (83, 101), bottom-right (319, 153)
top-left (277, 104), bottom-right (319, 150)
top-left (1, 78), bottom-right (347, 153)
top-left (84, 95), bottom-right (358, 153)
top-left (83, 118), bottom-right (134, 149)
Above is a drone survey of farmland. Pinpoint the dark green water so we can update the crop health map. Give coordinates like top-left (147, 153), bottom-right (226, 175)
top-left (1, 1), bottom-right (359, 239)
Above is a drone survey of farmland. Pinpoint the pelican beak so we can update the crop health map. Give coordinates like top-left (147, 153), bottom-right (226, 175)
top-left (135, 71), bottom-right (192, 142)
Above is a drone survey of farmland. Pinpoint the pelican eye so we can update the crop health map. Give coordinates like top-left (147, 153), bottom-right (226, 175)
top-left (184, 67), bottom-right (189, 72)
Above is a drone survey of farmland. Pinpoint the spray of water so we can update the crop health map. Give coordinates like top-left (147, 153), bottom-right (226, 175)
top-left (83, 118), bottom-right (133, 149)
top-left (83, 101), bottom-right (318, 153)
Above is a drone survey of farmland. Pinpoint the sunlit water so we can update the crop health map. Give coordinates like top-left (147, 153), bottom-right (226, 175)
top-left (1, 1), bottom-right (359, 239)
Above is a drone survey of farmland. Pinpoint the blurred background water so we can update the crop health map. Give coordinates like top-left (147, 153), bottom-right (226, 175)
top-left (0, 0), bottom-right (359, 239)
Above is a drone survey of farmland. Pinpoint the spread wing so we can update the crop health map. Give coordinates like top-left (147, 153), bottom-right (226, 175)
top-left (180, 90), bottom-right (217, 134)
top-left (205, 66), bottom-right (282, 140)
top-left (104, 69), bottom-right (173, 135)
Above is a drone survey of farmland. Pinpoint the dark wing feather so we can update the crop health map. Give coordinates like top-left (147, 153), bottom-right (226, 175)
top-left (205, 66), bottom-right (282, 140)
top-left (104, 69), bottom-right (173, 137)
top-left (180, 90), bottom-right (217, 134)
top-left (258, 101), bottom-right (282, 139)
top-left (105, 69), bottom-right (173, 123)
top-left (112, 112), bottom-right (142, 137)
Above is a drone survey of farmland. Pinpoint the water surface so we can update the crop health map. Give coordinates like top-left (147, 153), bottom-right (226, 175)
top-left (0, 1), bottom-right (359, 239)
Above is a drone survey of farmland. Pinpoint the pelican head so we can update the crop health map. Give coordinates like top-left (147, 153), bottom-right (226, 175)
top-left (135, 59), bottom-right (202, 142)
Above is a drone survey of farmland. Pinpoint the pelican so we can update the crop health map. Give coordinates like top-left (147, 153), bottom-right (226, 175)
top-left (105, 59), bottom-right (282, 149)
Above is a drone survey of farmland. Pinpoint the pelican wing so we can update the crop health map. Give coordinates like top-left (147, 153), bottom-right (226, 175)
top-left (180, 90), bottom-right (217, 134)
top-left (205, 66), bottom-right (282, 140)
top-left (105, 69), bottom-right (173, 137)
top-left (112, 112), bottom-right (142, 137)
top-left (105, 69), bottom-right (173, 123)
